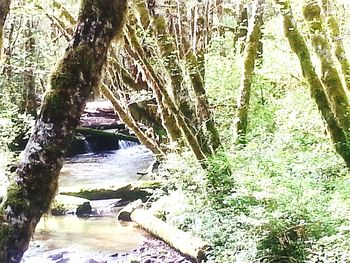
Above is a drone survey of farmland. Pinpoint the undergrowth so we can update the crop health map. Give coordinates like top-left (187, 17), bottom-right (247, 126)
top-left (156, 31), bottom-right (350, 262)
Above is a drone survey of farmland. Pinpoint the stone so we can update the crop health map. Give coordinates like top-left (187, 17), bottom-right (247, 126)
top-left (76, 202), bottom-right (92, 217)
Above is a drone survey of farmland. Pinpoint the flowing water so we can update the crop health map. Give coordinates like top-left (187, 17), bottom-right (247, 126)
top-left (22, 143), bottom-right (154, 262)
top-left (60, 143), bottom-right (153, 188)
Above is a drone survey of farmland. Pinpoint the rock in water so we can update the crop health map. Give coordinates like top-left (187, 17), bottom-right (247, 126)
top-left (76, 202), bottom-right (92, 217)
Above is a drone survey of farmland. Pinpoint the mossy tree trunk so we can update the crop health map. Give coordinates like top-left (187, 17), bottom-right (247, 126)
top-left (0, 0), bottom-right (11, 59)
top-left (193, 1), bottom-right (206, 80)
top-left (234, 0), bottom-right (264, 145)
top-left (303, 0), bottom-right (350, 140)
top-left (24, 18), bottom-right (38, 118)
top-left (134, 0), bottom-right (195, 121)
top-left (234, 1), bottom-right (248, 53)
top-left (152, 15), bottom-right (194, 120)
top-left (274, 0), bottom-right (350, 167)
top-left (0, 0), bottom-right (127, 262)
top-left (125, 24), bottom-right (183, 143)
top-left (321, 0), bottom-right (350, 91)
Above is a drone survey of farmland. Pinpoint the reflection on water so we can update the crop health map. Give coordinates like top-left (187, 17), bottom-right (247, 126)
top-left (35, 216), bottom-right (143, 252)
top-left (22, 216), bottom-right (144, 262)
top-left (60, 145), bottom-right (154, 188)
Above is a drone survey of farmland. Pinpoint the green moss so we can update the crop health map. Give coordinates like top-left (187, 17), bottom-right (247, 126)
top-left (4, 184), bottom-right (30, 216)
top-left (302, 2), bottom-right (321, 21)
top-left (327, 17), bottom-right (340, 36)
top-left (50, 45), bottom-right (95, 91)
top-left (42, 90), bottom-right (69, 121)
top-left (0, 224), bottom-right (12, 261)
top-left (134, 0), bottom-right (150, 28)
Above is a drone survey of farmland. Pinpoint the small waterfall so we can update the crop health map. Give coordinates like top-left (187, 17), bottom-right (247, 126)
top-left (83, 140), bottom-right (93, 153)
top-left (118, 140), bottom-right (138, 149)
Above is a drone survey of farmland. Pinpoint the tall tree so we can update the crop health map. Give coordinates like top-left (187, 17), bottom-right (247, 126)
top-left (0, 0), bottom-right (127, 262)
top-left (234, 1), bottom-right (248, 53)
top-left (321, 0), bottom-right (350, 91)
top-left (24, 18), bottom-right (37, 117)
top-left (303, 0), bottom-right (350, 141)
top-left (234, 0), bottom-right (265, 145)
top-left (274, 0), bottom-right (350, 167)
top-left (0, 0), bottom-right (11, 59)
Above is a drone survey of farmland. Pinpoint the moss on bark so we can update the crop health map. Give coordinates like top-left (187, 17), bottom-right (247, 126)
top-left (303, 0), bottom-right (350, 140)
top-left (321, 0), bottom-right (350, 91)
top-left (0, 0), bottom-right (127, 262)
top-left (152, 15), bottom-right (195, 121)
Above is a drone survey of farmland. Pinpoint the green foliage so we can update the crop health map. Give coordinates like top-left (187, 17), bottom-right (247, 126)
top-left (205, 152), bottom-right (235, 206)
top-left (157, 13), bottom-right (350, 262)
top-left (0, 105), bottom-right (33, 153)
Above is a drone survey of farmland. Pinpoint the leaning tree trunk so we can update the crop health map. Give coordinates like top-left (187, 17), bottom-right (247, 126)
top-left (274, 0), bottom-right (350, 167)
top-left (234, 0), bottom-right (264, 145)
top-left (0, 1), bottom-right (127, 262)
top-left (321, 0), bottom-right (350, 91)
top-left (303, 0), bottom-right (350, 140)
top-left (125, 26), bottom-right (182, 143)
top-left (133, 0), bottom-right (195, 121)
top-left (152, 16), bottom-right (194, 120)
top-left (0, 0), bottom-right (11, 59)
top-left (126, 24), bottom-right (207, 167)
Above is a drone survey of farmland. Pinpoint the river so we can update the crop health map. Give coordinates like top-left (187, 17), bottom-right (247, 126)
top-left (22, 143), bottom-right (154, 263)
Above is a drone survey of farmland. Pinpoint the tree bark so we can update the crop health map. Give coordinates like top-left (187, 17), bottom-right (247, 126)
top-left (234, 0), bottom-right (264, 145)
top-left (152, 15), bottom-right (194, 120)
top-left (134, 0), bottom-right (195, 121)
top-left (274, 0), bottom-right (350, 167)
top-left (124, 31), bottom-right (183, 143)
top-left (303, 0), bottom-right (350, 140)
top-left (0, 0), bottom-right (127, 262)
top-left (0, 0), bottom-right (11, 59)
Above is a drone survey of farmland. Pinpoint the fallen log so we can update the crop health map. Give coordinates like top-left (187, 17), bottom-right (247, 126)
top-left (130, 208), bottom-right (209, 262)
top-left (51, 195), bottom-right (91, 215)
top-left (80, 121), bottom-right (125, 130)
top-left (77, 127), bottom-right (139, 143)
top-left (59, 181), bottom-right (162, 201)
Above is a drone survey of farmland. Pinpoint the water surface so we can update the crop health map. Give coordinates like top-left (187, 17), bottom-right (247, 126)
top-left (60, 144), bottom-right (154, 188)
